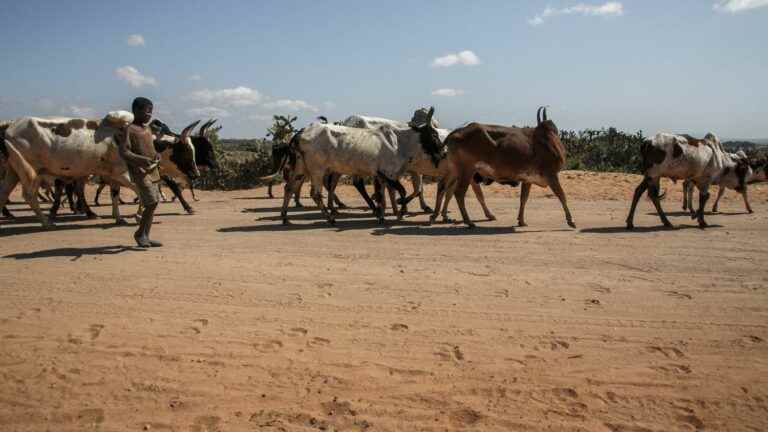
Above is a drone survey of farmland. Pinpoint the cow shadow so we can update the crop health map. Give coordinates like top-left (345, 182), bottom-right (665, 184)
top-left (0, 221), bottom-right (127, 237)
top-left (218, 217), bottom-right (423, 234)
top-left (255, 210), bottom-right (377, 222)
top-left (242, 205), bottom-right (373, 214)
top-left (371, 224), bottom-right (525, 236)
top-left (581, 224), bottom-right (723, 234)
top-left (3, 244), bottom-right (144, 261)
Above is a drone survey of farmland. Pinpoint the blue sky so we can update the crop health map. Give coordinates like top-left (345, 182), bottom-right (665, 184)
top-left (1, 0), bottom-right (766, 139)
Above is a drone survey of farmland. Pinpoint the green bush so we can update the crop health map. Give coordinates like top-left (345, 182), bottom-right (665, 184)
top-left (560, 128), bottom-right (647, 173)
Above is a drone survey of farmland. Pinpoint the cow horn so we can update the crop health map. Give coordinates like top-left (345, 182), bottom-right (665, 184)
top-left (198, 119), bottom-right (216, 137)
top-left (543, 107), bottom-right (548, 122)
top-left (180, 120), bottom-right (201, 141)
top-left (537, 107), bottom-right (543, 125)
top-left (426, 106), bottom-right (435, 126)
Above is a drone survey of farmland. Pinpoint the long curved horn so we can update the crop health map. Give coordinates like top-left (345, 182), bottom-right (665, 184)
top-left (426, 106), bottom-right (435, 126)
top-left (543, 107), bottom-right (548, 122)
top-left (198, 119), bottom-right (216, 137)
top-left (537, 107), bottom-right (543, 125)
top-left (180, 120), bottom-right (202, 142)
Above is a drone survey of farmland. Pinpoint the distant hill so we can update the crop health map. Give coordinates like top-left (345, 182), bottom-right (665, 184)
top-left (722, 140), bottom-right (768, 153)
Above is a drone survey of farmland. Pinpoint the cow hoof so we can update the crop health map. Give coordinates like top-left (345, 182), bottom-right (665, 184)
top-left (442, 217), bottom-right (454, 224)
top-left (567, 220), bottom-right (576, 229)
top-left (748, 209), bottom-right (754, 214)
top-left (518, 221), bottom-right (527, 227)
top-left (185, 209), bottom-right (195, 215)
top-left (377, 217), bottom-right (385, 225)
top-left (626, 223), bottom-right (634, 230)
top-left (698, 221), bottom-right (708, 229)
top-left (421, 206), bottom-right (434, 214)
top-left (281, 219), bottom-right (290, 225)
top-left (86, 212), bottom-right (98, 220)
top-left (466, 222), bottom-right (476, 229)
top-left (486, 214), bottom-right (497, 221)
top-left (711, 209), bottom-right (719, 214)
top-left (328, 219), bottom-right (336, 226)
top-left (663, 223), bottom-right (674, 229)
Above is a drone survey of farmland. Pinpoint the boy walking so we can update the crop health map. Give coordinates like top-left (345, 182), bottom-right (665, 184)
top-left (118, 97), bottom-right (163, 248)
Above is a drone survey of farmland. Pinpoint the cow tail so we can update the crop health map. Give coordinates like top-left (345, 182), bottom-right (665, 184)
top-left (0, 121), bottom-right (10, 158)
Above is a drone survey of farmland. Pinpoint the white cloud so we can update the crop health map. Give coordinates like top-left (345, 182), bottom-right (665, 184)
top-left (529, 2), bottom-right (624, 26)
top-left (188, 74), bottom-right (203, 81)
top-left (115, 65), bottom-right (157, 88)
top-left (714, 0), bottom-right (768, 12)
top-left (248, 114), bottom-right (273, 121)
top-left (262, 99), bottom-right (319, 113)
top-left (186, 106), bottom-right (231, 118)
top-left (65, 105), bottom-right (96, 117)
top-left (126, 34), bottom-right (145, 46)
top-left (431, 50), bottom-right (480, 67)
top-left (188, 86), bottom-right (262, 107)
top-left (431, 88), bottom-right (465, 97)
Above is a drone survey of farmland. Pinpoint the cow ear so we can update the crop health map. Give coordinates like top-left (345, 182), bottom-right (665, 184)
top-left (426, 107), bottom-right (435, 126)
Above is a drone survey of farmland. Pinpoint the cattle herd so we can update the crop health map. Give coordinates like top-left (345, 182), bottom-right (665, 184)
top-left (1, 106), bottom-right (767, 236)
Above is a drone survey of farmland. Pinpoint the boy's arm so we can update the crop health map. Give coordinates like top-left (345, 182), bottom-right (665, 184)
top-left (117, 127), bottom-right (155, 169)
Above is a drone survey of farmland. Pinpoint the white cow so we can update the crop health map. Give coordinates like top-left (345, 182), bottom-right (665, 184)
top-left (282, 108), bottom-right (444, 225)
top-left (0, 113), bottom-right (200, 228)
top-left (681, 150), bottom-right (757, 214)
top-left (342, 113), bottom-right (498, 222)
top-left (626, 132), bottom-right (749, 229)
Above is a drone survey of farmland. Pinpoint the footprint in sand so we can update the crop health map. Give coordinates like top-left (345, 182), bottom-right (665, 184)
top-left (646, 346), bottom-right (686, 359)
top-left (89, 324), bottom-right (104, 340)
top-left (665, 291), bottom-right (692, 300)
top-left (289, 327), bottom-right (308, 336)
top-left (307, 337), bottom-right (331, 347)
top-left (253, 340), bottom-right (284, 353)
top-left (193, 319), bottom-right (209, 327)
top-left (390, 323), bottom-right (409, 331)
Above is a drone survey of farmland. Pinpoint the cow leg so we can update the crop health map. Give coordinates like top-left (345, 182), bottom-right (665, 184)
top-left (648, 178), bottom-right (672, 228)
top-left (307, 172), bottom-right (333, 225)
top-left (280, 174), bottom-right (302, 224)
top-left (373, 177), bottom-right (387, 224)
top-left (94, 182), bottom-right (106, 206)
top-left (428, 178), bottom-right (446, 226)
top-left (110, 185), bottom-right (127, 225)
top-left (190, 185), bottom-right (199, 202)
top-left (1, 205), bottom-right (12, 219)
top-left (682, 180), bottom-right (690, 212)
top-left (48, 179), bottom-right (65, 222)
top-left (293, 177), bottom-right (304, 208)
top-left (711, 185), bottom-right (726, 213)
top-left (547, 174), bottom-right (576, 228)
top-left (626, 177), bottom-right (650, 230)
top-left (23, 178), bottom-right (50, 228)
top-left (694, 183), bottom-right (710, 228)
top-left (470, 180), bottom-right (496, 222)
top-left (75, 180), bottom-right (97, 219)
top-left (352, 176), bottom-right (376, 210)
top-left (325, 173), bottom-right (341, 215)
top-left (517, 182), bottom-right (532, 227)
top-left (0, 171), bottom-right (20, 223)
top-left (383, 177), bottom-right (407, 220)
top-left (158, 184), bottom-right (169, 202)
top-left (454, 170), bottom-right (475, 228)
top-left (163, 176), bottom-right (193, 214)
top-left (740, 187), bottom-right (753, 214)
top-left (412, 174), bottom-right (432, 213)
top-left (267, 182), bottom-right (275, 199)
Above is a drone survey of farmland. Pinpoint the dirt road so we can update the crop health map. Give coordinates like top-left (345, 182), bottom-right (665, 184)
top-left (1, 172), bottom-right (767, 431)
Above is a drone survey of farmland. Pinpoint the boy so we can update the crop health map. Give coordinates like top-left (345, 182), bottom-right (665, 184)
top-left (118, 97), bottom-right (163, 248)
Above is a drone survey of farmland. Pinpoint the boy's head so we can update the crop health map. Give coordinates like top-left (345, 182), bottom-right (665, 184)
top-left (131, 97), bottom-right (153, 125)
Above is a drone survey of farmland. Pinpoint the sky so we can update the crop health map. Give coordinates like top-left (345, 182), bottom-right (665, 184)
top-left (0, 0), bottom-right (766, 139)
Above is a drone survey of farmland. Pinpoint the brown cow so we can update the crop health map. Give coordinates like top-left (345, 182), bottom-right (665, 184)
top-left (434, 107), bottom-right (575, 229)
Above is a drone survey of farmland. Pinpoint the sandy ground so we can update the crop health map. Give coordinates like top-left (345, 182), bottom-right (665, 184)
top-left (1, 171), bottom-right (767, 432)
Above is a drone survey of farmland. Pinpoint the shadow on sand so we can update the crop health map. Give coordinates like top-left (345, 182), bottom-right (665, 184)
top-left (4, 245), bottom-right (145, 261)
top-left (580, 224), bottom-right (722, 234)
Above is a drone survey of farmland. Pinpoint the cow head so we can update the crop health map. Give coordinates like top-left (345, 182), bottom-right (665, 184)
top-left (411, 107), bottom-right (444, 168)
top-left (534, 106), bottom-right (563, 153)
top-left (190, 119), bottom-right (220, 172)
top-left (164, 120), bottom-right (201, 180)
